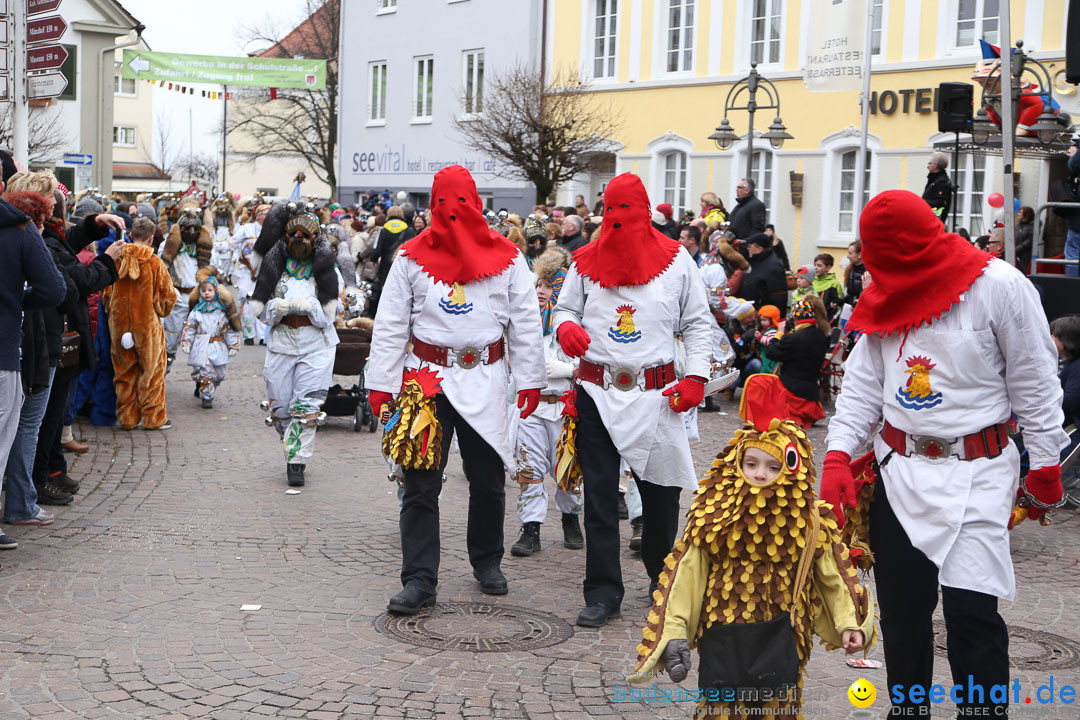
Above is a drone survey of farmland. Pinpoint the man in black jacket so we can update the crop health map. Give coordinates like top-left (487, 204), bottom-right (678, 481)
top-left (740, 233), bottom-right (788, 317)
top-left (727, 178), bottom-right (767, 242)
top-left (921, 152), bottom-right (952, 225)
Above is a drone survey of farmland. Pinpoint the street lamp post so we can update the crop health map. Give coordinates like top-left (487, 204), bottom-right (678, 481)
top-left (708, 63), bottom-right (792, 183)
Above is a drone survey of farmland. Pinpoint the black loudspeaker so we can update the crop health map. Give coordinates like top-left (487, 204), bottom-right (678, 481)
top-left (1068, 0), bottom-right (1080, 84)
top-left (937, 82), bottom-right (974, 132)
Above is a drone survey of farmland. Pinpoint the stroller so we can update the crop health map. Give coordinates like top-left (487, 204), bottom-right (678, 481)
top-left (324, 326), bottom-right (378, 432)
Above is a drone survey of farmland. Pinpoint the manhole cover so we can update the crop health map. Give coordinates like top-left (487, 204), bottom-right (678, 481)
top-left (934, 622), bottom-right (1080, 670)
top-left (375, 602), bottom-right (573, 652)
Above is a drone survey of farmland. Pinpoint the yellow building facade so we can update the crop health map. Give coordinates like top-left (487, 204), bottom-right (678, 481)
top-left (549, 0), bottom-right (1075, 266)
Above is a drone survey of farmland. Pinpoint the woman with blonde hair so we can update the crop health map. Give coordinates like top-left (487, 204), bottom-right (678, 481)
top-left (699, 192), bottom-right (726, 226)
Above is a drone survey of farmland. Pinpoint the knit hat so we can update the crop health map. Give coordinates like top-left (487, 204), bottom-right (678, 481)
top-left (758, 305), bottom-right (781, 325)
top-left (796, 265), bottom-right (811, 277)
top-left (656, 202), bottom-right (673, 220)
top-left (73, 198), bottom-right (104, 219)
top-left (746, 233), bottom-right (772, 249)
top-left (791, 298), bottom-right (816, 325)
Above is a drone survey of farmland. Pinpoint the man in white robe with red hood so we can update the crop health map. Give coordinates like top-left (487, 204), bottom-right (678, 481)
top-left (367, 165), bottom-right (545, 615)
top-left (823, 190), bottom-right (1067, 719)
top-left (552, 173), bottom-right (714, 628)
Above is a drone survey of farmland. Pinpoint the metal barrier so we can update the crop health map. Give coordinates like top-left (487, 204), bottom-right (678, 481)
top-left (1032, 201), bottom-right (1080, 269)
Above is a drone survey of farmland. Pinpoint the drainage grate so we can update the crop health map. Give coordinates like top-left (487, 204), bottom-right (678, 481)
top-left (934, 622), bottom-right (1080, 670)
top-left (375, 602), bottom-right (574, 652)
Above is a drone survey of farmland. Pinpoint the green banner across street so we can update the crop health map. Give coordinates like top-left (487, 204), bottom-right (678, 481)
top-left (121, 49), bottom-right (326, 90)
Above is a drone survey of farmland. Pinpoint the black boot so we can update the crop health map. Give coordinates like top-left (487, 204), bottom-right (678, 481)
top-left (201, 397), bottom-right (213, 409)
top-left (510, 522), bottom-right (541, 557)
top-left (562, 513), bottom-right (584, 549)
top-left (628, 517), bottom-right (643, 552)
top-left (244, 338), bottom-right (255, 346)
top-left (286, 463), bottom-right (305, 487)
top-left (387, 584), bottom-right (436, 615)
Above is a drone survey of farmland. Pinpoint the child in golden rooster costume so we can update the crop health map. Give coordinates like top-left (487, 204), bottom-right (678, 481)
top-left (631, 373), bottom-right (876, 719)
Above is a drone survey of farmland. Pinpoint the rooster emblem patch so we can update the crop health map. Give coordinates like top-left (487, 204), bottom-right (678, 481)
top-left (607, 304), bottom-right (642, 343)
top-left (895, 355), bottom-right (943, 410)
top-left (438, 282), bottom-right (473, 315)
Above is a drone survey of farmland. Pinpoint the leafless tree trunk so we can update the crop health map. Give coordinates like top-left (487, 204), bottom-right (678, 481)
top-left (0, 104), bottom-right (71, 164)
top-left (454, 64), bottom-right (622, 204)
top-left (228, 0), bottom-right (339, 196)
top-left (154, 109), bottom-right (177, 177)
top-left (177, 153), bottom-right (220, 185)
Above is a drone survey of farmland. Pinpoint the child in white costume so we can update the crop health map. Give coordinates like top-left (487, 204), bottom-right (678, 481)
top-left (181, 275), bottom-right (240, 409)
top-left (511, 247), bottom-right (584, 557)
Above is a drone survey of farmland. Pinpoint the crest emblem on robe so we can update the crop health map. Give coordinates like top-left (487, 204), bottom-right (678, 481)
top-left (439, 282), bottom-right (473, 315)
top-left (895, 355), bottom-right (943, 410)
top-left (607, 304), bottom-right (642, 343)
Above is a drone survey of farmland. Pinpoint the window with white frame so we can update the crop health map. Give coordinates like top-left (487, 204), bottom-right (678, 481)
top-left (593, 0), bottom-right (618, 79)
top-left (956, 0), bottom-right (999, 47)
top-left (665, 0), bottom-right (695, 73)
top-left (663, 151), bottom-right (688, 216)
top-left (414, 56), bottom-right (434, 121)
top-left (114, 75), bottom-right (136, 96)
top-left (837, 150), bottom-right (872, 233)
top-left (750, 0), bottom-right (783, 65)
top-left (871, 0), bottom-right (885, 56)
top-left (463, 50), bottom-right (484, 115)
top-left (748, 150), bottom-right (773, 218)
top-left (378, 0), bottom-right (397, 11)
top-left (369, 61), bottom-right (387, 122)
top-left (953, 153), bottom-right (988, 235)
top-left (113, 126), bottom-right (136, 147)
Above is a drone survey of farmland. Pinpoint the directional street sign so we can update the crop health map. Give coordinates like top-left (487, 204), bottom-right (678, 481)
top-left (27, 0), bottom-right (62, 14)
top-left (27, 70), bottom-right (67, 99)
top-left (27, 43), bottom-right (66, 71)
top-left (26, 15), bottom-right (66, 44)
top-left (0, 20), bottom-right (9, 45)
top-left (62, 153), bottom-right (92, 165)
top-left (121, 49), bottom-right (327, 90)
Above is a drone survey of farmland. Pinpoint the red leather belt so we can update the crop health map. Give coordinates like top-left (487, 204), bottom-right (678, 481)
top-left (410, 334), bottom-right (505, 369)
top-left (577, 358), bottom-right (676, 392)
top-left (280, 315), bottom-right (312, 329)
top-left (881, 419), bottom-right (1010, 461)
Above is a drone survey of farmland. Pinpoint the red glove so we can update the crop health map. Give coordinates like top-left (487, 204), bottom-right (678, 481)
top-left (821, 450), bottom-right (855, 527)
top-left (368, 390), bottom-right (393, 420)
top-left (662, 376), bottom-right (706, 413)
top-left (557, 322), bottom-right (591, 358)
top-left (517, 388), bottom-right (541, 419)
top-left (1020, 464), bottom-right (1063, 522)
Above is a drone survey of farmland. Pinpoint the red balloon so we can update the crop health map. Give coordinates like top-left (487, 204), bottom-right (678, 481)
top-left (987, 192), bottom-right (1005, 208)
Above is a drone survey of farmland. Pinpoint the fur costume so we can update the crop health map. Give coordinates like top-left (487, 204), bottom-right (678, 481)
top-left (187, 267), bottom-right (241, 332)
top-left (250, 202), bottom-right (339, 320)
top-left (161, 213), bottom-right (214, 273)
top-left (631, 374), bottom-right (876, 718)
top-left (101, 244), bottom-right (177, 430)
top-left (717, 231), bottom-right (749, 271)
top-left (205, 194), bottom-right (236, 235)
top-left (532, 246), bottom-right (571, 285)
top-left (324, 222), bottom-right (358, 288)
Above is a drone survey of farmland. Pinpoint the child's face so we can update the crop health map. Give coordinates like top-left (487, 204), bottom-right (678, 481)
top-left (1053, 334), bottom-right (1065, 360)
top-left (741, 447), bottom-right (782, 486)
top-left (759, 317), bottom-right (773, 330)
top-left (814, 260), bottom-right (829, 276)
top-left (796, 276), bottom-right (810, 289)
top-left (200, 285), bottom-right (216, 302)
top-left (536, 279), bottom-right (553, 306)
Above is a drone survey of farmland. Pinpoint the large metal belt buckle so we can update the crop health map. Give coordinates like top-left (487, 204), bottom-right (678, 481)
top-left (611, 367), bottom-right (637, 391)
top-left (456, 346), bottom-right (482, 369)
top-left (914, 435), bottom-right (952, 460)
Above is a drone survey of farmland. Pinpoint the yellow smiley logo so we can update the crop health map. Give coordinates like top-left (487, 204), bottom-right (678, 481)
top-left (847, 678), bottom-right (876, 708)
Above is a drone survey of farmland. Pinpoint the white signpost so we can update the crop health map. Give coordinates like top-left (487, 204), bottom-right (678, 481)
top-left (27, 69), bottom-right (65, 98)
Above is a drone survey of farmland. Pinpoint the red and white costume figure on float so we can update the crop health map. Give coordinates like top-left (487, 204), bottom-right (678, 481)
top-left (823, 190), bottom-right (1068, 718)
top-left (366, 165), bottom-right (545, 615)
top-left (552, 173), bottom-right (714, 628)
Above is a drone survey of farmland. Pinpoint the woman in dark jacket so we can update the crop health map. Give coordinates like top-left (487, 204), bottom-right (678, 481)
top-left (1016, 206), bottom-right (1035, 275)
top-left (765, 295), bottom-right (830, 428)
top-left (34, 190), bottom-right (123, 501)
top-left (741, 233), bottom-right (789, 317)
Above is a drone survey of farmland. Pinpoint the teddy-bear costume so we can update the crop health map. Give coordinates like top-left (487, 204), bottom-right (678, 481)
top-left (101, 243), bottom-right (176, 430)
top-left (631, 374), bottom-right (876, 719)
top-left (161, 205), bottom-right (214, 362)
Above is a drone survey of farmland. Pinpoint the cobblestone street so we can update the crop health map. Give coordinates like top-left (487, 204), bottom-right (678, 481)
top-left (1, 346), bottom-right (1078, 719)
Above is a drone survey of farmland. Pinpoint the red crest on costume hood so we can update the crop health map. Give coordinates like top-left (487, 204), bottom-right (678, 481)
top-left (400, 165), bottom-right (519, 285)
top-left (573, 173), bottom-right (680, 287)
top-left (847, 189), bottom-right (992, 338)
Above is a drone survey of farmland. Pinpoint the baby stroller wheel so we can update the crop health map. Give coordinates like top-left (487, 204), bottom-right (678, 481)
top-left (353, 404), bottom-right (363, 433)
top-left (365, 403), bottom-right (378, 433)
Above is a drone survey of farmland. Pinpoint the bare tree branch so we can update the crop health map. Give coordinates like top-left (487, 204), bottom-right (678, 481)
top-left (0, 104), bottom-right (71, 163)
top-left (454, 64), bottom-right (622, 204)
top-left (227, 0), bottom-right (339, 196)
top-left (154, 109), bottom-right (177, 177)
top-left (177, 153), bottom-right (220, 184)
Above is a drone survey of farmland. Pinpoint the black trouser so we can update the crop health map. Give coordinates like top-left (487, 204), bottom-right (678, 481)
top-left (399, 393), bottom-right (505, 593)
top-left (576, 388), bottom-right (681, 610)
top-left (870, 479), bottom-right (1009, 719)
top-left (33, 370), bottom-right (76, 486)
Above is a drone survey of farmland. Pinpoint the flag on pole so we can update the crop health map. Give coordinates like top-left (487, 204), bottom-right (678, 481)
top-left (804, 0), bottom-right (867, 93)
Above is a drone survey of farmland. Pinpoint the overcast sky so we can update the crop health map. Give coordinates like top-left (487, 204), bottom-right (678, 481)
top-left (121, 0), bottom-right (310, 172)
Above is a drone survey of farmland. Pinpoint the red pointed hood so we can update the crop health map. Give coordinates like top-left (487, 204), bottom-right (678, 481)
top-left (847, 189), bottom-right (992, 338)
top-left (400, 165), bottom-right (519, 285)
top-left (573, 173), bottom-right (680, 287)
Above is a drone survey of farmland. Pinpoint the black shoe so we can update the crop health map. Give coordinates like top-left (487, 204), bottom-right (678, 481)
top-left (474, 566), bottom-right (508, 595)
top-left (35, 481), bottom-right (73, 506)
top-left (193, 387), bottom-right (200, 398)
top-left (287, 463), bottom-right (305, 487)
top-left (511, 522), bottom-right (541, 557)
top-left (617, 493), bottom-right (629, 520)
top-left (562, 513), bottom-right (584, 549)
top-left (387, 585), bottom-right (437, 615)
top-left (648, 580), bottom-right (659, 600)
top-left (628, 517), bottom-right (643, 553)
top-left (259, 339), bottom-right (266, 346)
top-left (51, 473), bottom-right (80, 494)
top-left (201, 398), bottom-right (213, 409)
top-left (244, 338), bottom-right (255, 346)
top-left (576, 604), bottom-right (621, 628)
